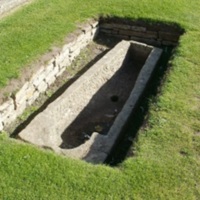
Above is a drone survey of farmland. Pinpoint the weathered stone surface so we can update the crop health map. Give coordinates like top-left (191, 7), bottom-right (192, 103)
top-left (56, 67), bottom-right (66, 78)
top-left (32, 72), bottom-right (46, 88)
top-left (15, 100), bottom-right (26, 116)
top-left (76, 32), bottom-right (86, 43)
top-left (45, 73), bottom-right (56, 86)
top-left (0, 99), bottom-right (13, 114)
top-left (0, 100), bottom-right (14, 124)
top-left (131, 26), bottom-right (146, 32)
top-left (131, 36), bottom-right (161, 46)
top-left (69, 48), bottom-right (81, 61)
top-left (59, 50), bottom-right (71, 68)
top-left (110, 34), bottom-right (129, 40)
top-left (44, 63), bottom-right (54, 76)
top-left (15, 82), bottom-right (29, 104)
top-left (37, 81), bottom-right (48, 93)
top-left (27, 91), bottom-right (40, 106)
top-left (159, 31), bottom-right (180, 42)
top-left (81, 23), bottom-right (93, 33)
top-left (44, 66), bottom-right (59, 86)
top-left (59, 132), bottom-right (107, 162)
top-left (18, 40), bottom-right (131, 156)
top-left (119, 30), bottom-right (158, 39)
top-left (91, 27), bottom-right (99, 38)
top-left (99, 23), bottom-right (113, 29)
top-left (100, 23), bottom-right (132, 30)
top-left (90, 21), bottom-right (99, 28)
top-left (25, 84), bottom-right (35, 99)
top-left (3, 110), bottom-right (17, 126)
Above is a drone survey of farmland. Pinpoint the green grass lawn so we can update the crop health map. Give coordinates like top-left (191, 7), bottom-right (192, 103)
top-left (0, 0), bottom-right (200, 199)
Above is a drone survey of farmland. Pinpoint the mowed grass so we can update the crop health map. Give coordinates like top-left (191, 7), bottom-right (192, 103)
top-left (0, 0), bottom-right (200, 199)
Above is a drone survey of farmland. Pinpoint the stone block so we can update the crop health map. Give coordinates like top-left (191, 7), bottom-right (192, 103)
top-left (44, 63), bottom-right (54, 75)
top-left (0, 99), bottom-right (13, 113)
top-left (55, 67), bottom-right (66, 78)
top-left (37, 81), bottom-right (48, 93)
top-left (32, 71), bottom-right (46, 88)
top-left (69, 48), bottom-right (81, 61)
top-left (60, 57), bottom-right (71, 68)
top-left (131, 26), bottom-right (146, 32)
top-left (30, 66), bottom-right (45, 82)
top-left (15, 100), bottom-right (27, 116)
top-left (111, 34), bottom-right (129, 40)
top-left (15, 82), bottom-right (29, 104)
top-left (112, 24), bottom-right (131, 30)
top-left (45, 72), bottom-right (56, 86)
top-left (159, 31), bottom-right (180, 42)
top-left (90, 21), bottom-right (99, 28)
top-left (76, 32), bottom-right (86, 43)
top-left (131, 36), bottom-right (161, 46)
top-left (69, 42), bottom-right (80, 53)
top-left (100, 23), bottom-right (114, 29)
top-left (53, 65), bottom-right (60, 75)
top-left (84, 31), bottom-right (93, 42)
top-left (62, 43), bottom-right (72, 53)
top-left (0, 100), bottom-right (15, 123)
top-left (27, 91), bottom-right (40, 106)
top-left (3, 111), bottom-right (17, 127)
top-left (91, 27), bottom-right (99, 40)
top-left (25, 84), bottom-right (36, 100)
top-left (119, 30), bottom-right (158, 39)
top-left (58, 49), bottom-right (70, 67)
top-left (81, 24), bottom-right (92, 33)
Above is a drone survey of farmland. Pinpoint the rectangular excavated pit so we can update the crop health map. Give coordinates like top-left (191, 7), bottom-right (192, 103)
top-left (18, 40), bottom-right (162, 163)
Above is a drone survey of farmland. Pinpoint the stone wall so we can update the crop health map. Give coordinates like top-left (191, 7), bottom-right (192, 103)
top-left (0, 21), bottom-right (99, 131)
top-left (99, 18), bottom-right (184, 46)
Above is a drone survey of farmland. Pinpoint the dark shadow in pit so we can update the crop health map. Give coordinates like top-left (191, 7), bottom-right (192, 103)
top-left (11, 35), bottom-right (120, 137)
top-left (59, 46), bottom-right (148, 149)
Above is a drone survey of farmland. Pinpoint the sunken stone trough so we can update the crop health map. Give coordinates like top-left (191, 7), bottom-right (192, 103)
top-left (18, 40), bottom-right (162, 164)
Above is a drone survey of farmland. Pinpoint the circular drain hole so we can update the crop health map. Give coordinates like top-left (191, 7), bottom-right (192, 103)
top-left (110, 95), bottom-right (119, 102)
